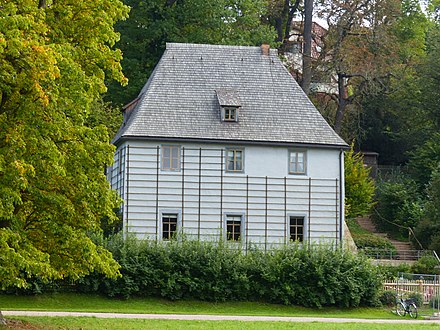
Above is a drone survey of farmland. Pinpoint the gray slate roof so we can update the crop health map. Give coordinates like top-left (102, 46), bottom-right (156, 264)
top-left (114, 43), bottom-right (347, 148)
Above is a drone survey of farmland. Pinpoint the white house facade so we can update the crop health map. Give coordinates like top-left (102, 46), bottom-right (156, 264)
top-left (109, 43), bottom-right (348, 249)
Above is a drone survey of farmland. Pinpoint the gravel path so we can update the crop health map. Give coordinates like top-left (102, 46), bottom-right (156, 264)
top-left (3, 311), bottom-right (440, 324)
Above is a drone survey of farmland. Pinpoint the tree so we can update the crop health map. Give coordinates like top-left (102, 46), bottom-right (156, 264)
top-left (105, 0), bottom-right (277, 107)
top-left (315, 0), bottom-right (402, 136)
top-left (359, 4), bottom-right (433, 165)
top-left (265, 0), bottom-right (301, 47)
top-left (408, 133), bottom-right (440, 187)
top-left (85, 100), bottom-right (123, 140)
top-left (414, 165), bottom-right (440, 251)
top-left (344, 146), bottom-right (375, 220)
top-left (0, 0), bottom-right (129, 295)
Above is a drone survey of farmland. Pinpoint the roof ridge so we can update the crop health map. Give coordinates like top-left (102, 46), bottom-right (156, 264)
top-left (166, 42), bottom-right (278, 55)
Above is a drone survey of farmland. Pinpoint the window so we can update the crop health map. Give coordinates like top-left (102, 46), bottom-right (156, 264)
top-left (289, 150), bottom-right (306, 174)
top-left (216, 89), bottom-right (240, 122)
top-left (162, 145), bottom-right (180, 171)
top-left (162, 213), bottom-right (178, 240)
top-left (289, 216), bottom-right (304, 242)
top-left (226, 215), bottom-right (242, 241)
top-left (226, 149), bottom-right (243, 172)
top-left (223, 107), bottom-right (237, 121)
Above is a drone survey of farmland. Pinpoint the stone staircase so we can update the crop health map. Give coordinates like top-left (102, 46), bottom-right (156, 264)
top-left (356, 216), bottom-right (417, 263)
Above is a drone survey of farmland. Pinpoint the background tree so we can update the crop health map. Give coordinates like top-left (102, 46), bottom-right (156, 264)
top-left (265, 0), bottom-right (301, 47)
top-left (105, 0), bottom-right (277, 107)
top-left (0, 0), bottom-right (129, 295)
top-left (315, 0), bottom-right (402, 137)
top-left (414, 166), bottom-right (440, 251)
top-left (358, 0), bottom-right (432, 164)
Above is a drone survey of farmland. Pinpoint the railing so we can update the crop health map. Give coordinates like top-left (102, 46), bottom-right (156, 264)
top-left (433, 250), bottom-right (440, 264)
top-left (383, 279), bottom-right (440, 304)
top-left (362, 249), bottom-right (426, 261)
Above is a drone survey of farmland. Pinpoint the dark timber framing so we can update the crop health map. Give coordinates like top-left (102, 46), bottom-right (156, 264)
top-left (198, 148), bottom-right (202, 240)
top-left (114, 145), bottom-right (341, 249)
top-left (155, 146), bottom-right (160, 241)
top-left (181, 147), bottom-right (185, 228)
top-left (308, 177), bottom-right (312, 245)
top-left (220, 149), bottom-right (224, 233)
top-left (245, 175), bottom-right (249, 250)
top-left (265, 176), bottom-right (268, 252)
top-left (125, 146), bottom-right (130, 235)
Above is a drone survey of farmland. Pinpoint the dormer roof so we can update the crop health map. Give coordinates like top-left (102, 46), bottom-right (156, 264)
top-left (216, 89), bottom-right (241, 107)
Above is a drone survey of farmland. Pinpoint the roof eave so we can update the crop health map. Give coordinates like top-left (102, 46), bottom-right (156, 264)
top-left (114, 135), bottom-right (349, 150)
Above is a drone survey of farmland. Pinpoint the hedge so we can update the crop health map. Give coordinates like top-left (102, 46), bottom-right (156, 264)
top-left (75, 235), bottom-right (382, 308)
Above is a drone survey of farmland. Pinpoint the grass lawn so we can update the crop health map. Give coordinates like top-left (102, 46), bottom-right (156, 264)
top-left (7, 317), bottom-right (440, 330)
top-left (0, 292), bottom-right (396, 319)
top-left (2, 293), bottom-right (438, 329)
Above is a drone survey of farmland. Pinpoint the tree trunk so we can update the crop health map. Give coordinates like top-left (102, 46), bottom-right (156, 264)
top-left (275, 17), bottom-right (284, 42)
top-left (283, 0), bottom-right (301, 42)
top-left (301, 0), bottom-right (313, 94)
top-left (334, 73), bottom-right (347, 134)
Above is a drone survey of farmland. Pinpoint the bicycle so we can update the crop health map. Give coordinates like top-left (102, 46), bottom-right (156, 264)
top-left (396, 297), bottom-right (418, 318)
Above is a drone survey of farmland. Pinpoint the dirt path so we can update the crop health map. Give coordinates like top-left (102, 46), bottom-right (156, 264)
top-left (3, 311), bottom-right (440, 324)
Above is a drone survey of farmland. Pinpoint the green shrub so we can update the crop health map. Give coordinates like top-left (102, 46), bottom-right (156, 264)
top-left (353, 233), bottom-right (396, 250)
top-left (411, 255), bottom-right (440, 275)
top-left (352, 233), bottom-right (397, 259)
top-left (377, 264), bottom-right (411, 280)
top-left (379, 290), bottom-right (397, 307)
top-left (76, 235), bottom-right (382, 308)
top-left (408, 292), bottom-right (423, 307)
top-left (373, 176), bottom-right (423, 238)
top-left (429, 295), bottom-right (440, 309)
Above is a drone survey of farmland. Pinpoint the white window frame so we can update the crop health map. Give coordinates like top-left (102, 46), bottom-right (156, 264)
top-left (160, 210), bottom-right (181, 240)
top-left (224, 213), bottom-right (244, 242)
top-left (161, 145), bottom-right (181, 171)
top-left (225, 148), bottom-right (244, 172)
top-left (223, 106), bottom-right (238, 122)
top-left (288, 150), bottom-right (307, 175)
top-left (287, 215), bottom-right (306, 242)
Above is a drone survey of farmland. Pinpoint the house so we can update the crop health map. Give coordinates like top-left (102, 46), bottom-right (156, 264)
top-left (109, 42), bottom-right (348, 249)
top-left (284, 21), bottom-right (338, 95)
top-left (287, 21), bottom-right (327, 59)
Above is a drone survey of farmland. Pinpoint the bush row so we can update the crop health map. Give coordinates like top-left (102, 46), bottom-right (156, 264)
top-left (74, 235), bottom-right (382, 308)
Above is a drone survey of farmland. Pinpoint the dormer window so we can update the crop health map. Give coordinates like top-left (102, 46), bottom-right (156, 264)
top-left (224, 107), bottom-right (237, 121)
top-left (215, 89), bottom-right (241, 122)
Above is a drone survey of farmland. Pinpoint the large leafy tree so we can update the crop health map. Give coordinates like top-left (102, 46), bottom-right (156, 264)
top-left (0, 0), bottom-right (129, 293)
top-left (414, 165), bottom-right (440, 252)
top-left (359, 3), bottom-right (434, 165)
top-left (315, 0), bottom-right (404, 137)
top-left (105, 0), bottom-right (277, 107)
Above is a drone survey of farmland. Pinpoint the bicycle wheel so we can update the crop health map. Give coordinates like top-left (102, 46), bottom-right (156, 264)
top-left (408, 303), bottom-right (418, 318)
top-left (396, 302), bottom-right (406, 316)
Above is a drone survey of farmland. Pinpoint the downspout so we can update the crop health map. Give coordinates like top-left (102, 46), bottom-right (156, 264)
top-left (339, 149), bottom-right (345, 248)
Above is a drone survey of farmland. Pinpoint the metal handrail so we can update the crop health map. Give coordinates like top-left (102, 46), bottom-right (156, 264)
top-left (361, 248), bottom-right (427, 261)
top-left (372, 207), bottom-right (424, 250)
top-left (433, 250), bottom-right (440, 264)
top-left (408, 227), bottom-right (424, 250)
